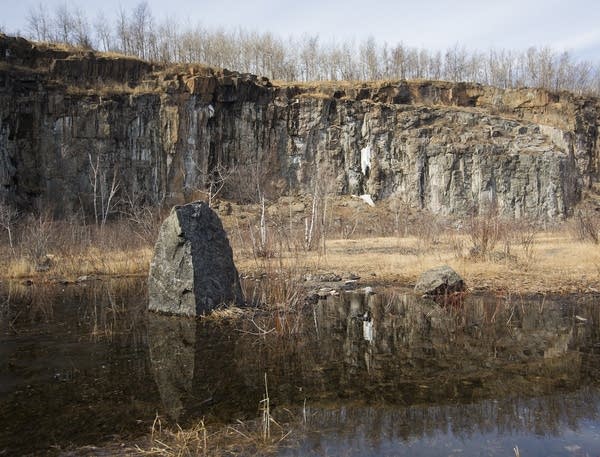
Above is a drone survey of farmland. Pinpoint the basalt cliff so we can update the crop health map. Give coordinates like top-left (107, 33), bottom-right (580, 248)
top-left (1, 35), bottom-right (598, 219)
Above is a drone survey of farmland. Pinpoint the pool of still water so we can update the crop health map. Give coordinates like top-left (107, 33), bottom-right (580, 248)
top-left (1, 279), bottom-right (599, 456)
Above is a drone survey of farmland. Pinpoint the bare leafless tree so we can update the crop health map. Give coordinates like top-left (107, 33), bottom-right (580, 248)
top-left (121, 193), bottom-right (162, 244)
top-left (17, 3), bottom-right (600, 95)
top-left (71, 7), bottom-right (93, 48)
top-left (115, 6), bottom-right (131, 54)
top-left (101, 168), bottom-right (120, 227)
top-left (130, 1), bottom-right (153, 60)
top-left (88, 153), bottom-right (120, 227)
top-left (52, 4), bottom-right (74, 44)
top-left (304, 177), bottom-right (332, 252)
top-left (94, 11), bottom-right (113, 52)
top-left (196, 163), bottom-right (236, 208)
top-left (359, 36), bottom-right (379, 80)
top-left (0, 200), bottom-right (18, 251)
top-left (26, 4), bottom-right (51, 42)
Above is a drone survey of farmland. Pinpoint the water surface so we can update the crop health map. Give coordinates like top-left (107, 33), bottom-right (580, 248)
top-left (1, 280), bottom-right (599, 456)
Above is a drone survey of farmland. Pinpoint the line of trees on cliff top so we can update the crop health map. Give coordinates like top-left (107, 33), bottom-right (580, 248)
top-left (20, 2), bottom-right (600, 95)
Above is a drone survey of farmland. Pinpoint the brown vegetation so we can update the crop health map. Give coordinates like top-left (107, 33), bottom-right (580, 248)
top-left (2, 196), bottom-right (598, 295)
top-left (0, 202), bottom-right (158, 280)
top-left (2, 196), bottom-right (599, 456)
top-left (83, 410), bottom-right (299, 456)
top-left (64, 81), bottom-right (157, 96)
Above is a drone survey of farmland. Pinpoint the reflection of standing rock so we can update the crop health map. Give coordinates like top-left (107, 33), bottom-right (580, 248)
top-left (147, 313), bottom-right (262, 423)
top-left (147, 314), bottom-right (197, 422)
top-left (148, 202), bottom-right (243, 316)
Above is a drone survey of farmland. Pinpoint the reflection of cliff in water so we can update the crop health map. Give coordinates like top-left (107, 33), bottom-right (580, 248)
top-left (281, 387), bottom-right (600, 456)
top-left (147, 290), bottom-right (600, 438)
top-left (0, 280), bottom-right (157, 455)
top-left (302, 388), bottom-right (599, 439)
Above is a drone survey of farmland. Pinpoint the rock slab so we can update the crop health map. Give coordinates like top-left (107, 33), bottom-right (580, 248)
top-left (148, 201), bottom-right (243, 316)
top-left (414, 265), bottom-right (465, 296)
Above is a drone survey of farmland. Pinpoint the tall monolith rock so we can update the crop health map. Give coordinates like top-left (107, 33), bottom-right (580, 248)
top-left (148, 201), bottom-right (244, 316)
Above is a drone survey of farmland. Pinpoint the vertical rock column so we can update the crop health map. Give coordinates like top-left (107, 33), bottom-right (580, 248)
top-left (148, 201), bottom-right (243, 316)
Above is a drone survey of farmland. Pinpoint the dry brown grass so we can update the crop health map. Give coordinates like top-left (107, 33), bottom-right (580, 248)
top-left (272, 78), bottom-right (480, 95)
top-left (232, 225), bottom-right (600, 295)
top-left (2, 247), bottom-right (152, 279)
top-left (0, 216), bottom-right (155, 281)
top-left (2, 196), bottom-right (598, 294)
top-left (273, 78), bottom-right (432, 91)
top-left (25, 38), bottom-right (148, 63)
top-left (221, 195), bottom-right (600, 294)
top-left (3, 226), bottom-right (596, 295)
top-left (272, 79), bottom-right (364, 89)
top-left (130, 412), bottom-right (294, 457)
top-left (64, 82), bottom-right (164, 96)
top-left (294, 92), bottom-right (335, 100)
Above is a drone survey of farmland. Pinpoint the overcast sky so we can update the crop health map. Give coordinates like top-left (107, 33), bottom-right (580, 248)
top-left (2, 0), bottom-right (600, 60)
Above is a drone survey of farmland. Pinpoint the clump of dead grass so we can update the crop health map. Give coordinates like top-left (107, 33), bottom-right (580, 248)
top-left (138, 407), bottom-right (295, 457)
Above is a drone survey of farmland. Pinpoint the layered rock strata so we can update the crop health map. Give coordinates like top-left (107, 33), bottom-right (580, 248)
top-left (1, 35), bottom-right (598, 219)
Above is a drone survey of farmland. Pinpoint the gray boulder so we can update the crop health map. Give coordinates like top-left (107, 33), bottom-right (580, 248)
top-left (414, 265), bottom-right (465, 296)
top-left (148, 201), bottom-right (243, 316)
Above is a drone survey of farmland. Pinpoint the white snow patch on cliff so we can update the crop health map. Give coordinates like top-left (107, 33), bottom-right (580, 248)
top-left (361, 145), bottom-right (371, 175)
top-left (360, 194), bottom-right (375, 206)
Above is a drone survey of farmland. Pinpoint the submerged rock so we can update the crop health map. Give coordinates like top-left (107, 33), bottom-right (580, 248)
top-left (148, 201), bottom-right (243, 316)
top-left (414, 265), bottom-right (465, 297)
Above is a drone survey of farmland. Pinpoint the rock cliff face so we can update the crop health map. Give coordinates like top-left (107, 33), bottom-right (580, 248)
top-left (1, 35), bottom-right (598, 219)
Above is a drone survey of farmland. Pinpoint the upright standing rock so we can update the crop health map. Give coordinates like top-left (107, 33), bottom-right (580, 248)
top-left (148, 201), bottom-right (243, 316)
